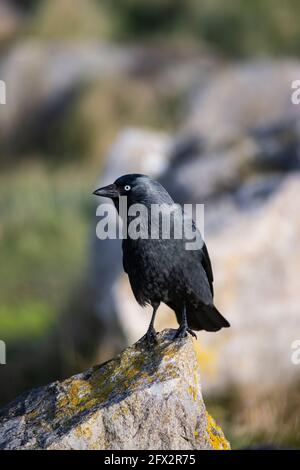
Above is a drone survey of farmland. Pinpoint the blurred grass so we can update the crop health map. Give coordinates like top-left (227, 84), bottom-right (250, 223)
top-left (0, 301), bottom-right (53, 340)
top-left (0, 163), bottom-right (93, 340)
top-left (104, 0), bottom-right (300, 57)
top-left (21, 0), bottom-right (300, 57)
top-left (207, 385), bottom-right (300, 449)
top-left (29, 0), bottom-right (111, 39)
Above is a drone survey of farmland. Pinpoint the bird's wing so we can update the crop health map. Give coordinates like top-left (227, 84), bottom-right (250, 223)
top-left (201, 242), bottom-right (214, 297)
top-left (180, 216), bottom-right (214, 301)
top-left (189, 217), bottom-right (214, 297)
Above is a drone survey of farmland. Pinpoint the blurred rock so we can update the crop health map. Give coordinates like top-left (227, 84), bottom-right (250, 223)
top-left (183, 61), bottom-right (300, 148)
top-left (99, 128), bottom-right (171, 184)
top-left (0, 330), bottom-right (230, 450)
top-left (0, 1), bottom-right (24, 46)
top-left (0, 41), bottom-right (137, 149)
top-left (132, 43), bottom-right (217, 95)
top-left (161, 118), bottom-right (300, 232)
top-left (0, 40), bottom-right (214, 155)
top-left (202, 176), bottom-right (300, 394)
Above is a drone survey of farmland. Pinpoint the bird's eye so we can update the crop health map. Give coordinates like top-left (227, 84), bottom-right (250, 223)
top-left (124, 185), bottom-right (131, 191)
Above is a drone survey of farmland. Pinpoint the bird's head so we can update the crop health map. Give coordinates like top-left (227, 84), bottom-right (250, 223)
top-left (93, 174), bottom-right (173, 209)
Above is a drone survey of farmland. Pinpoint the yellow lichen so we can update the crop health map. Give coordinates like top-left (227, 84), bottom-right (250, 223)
top-left (205, 411), bottom-right (231, 450)
top-left (192, 338), bottom-right (218, 377)
top-left (74, 423), bottom-right (93, 441)
top-left (55, 334), bottom-right (181, 422)
top-left (25, 409), bottom-right (39, 422)
top-left (188, 384), bottom-right (197, 401)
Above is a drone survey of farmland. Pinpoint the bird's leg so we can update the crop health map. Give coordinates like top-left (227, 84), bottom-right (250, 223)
top-left (175, 304), bottom-right (197, 339)
top-left (143, 302), bottom-right (159, 345)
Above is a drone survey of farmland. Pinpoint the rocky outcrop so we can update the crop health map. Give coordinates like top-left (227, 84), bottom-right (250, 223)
top-left (0, 330), bottom-right (230, 450)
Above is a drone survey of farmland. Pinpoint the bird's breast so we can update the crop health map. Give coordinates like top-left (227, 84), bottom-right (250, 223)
top-left (122, 238), bottom-right (181, 305)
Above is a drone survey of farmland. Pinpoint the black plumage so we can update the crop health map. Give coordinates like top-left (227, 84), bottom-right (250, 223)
top-left (94, 174), bottom-right (230, 341)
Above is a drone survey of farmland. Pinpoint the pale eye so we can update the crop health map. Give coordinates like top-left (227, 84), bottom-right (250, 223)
top-left (124, 185), bottom-right (131, 191)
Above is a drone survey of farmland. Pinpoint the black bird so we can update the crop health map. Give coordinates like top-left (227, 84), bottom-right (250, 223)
top-left (93, 174), bottom-right (230, 342)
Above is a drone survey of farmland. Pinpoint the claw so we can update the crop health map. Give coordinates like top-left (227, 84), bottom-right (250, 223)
top-left (174, 305), bottom-right (197, 340)
top-left (174, 327), bottom-right (197, 340)
top-left (141, 327), bottom-right (157, 346)
top-left (174, 326), bottom-right (187, 339)
top-left (187, 328), bottom-right (197, 339)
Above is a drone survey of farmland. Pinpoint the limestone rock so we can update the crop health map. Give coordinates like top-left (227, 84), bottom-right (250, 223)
top-left (0, 330), bottom-right (230, 450)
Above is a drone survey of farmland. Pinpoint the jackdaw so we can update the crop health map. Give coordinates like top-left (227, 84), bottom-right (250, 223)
top-left (93, 174), bottom-right (230, 342)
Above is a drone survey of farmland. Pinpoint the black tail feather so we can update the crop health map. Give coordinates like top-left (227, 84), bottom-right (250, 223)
top-left (181, 304), bottom-right (230, 332)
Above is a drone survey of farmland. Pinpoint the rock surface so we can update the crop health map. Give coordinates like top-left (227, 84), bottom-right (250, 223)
top-left (0, 330), bottom-right (230, 450)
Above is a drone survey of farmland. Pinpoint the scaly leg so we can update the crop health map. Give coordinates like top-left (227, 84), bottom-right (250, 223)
top-left (143, 302), bottom-right (160, 345)
top-left (175, 304), bottom-right (197, 339)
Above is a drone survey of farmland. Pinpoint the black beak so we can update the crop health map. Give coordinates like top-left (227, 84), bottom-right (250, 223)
top-left (93, 183), bottom-right (119, 199)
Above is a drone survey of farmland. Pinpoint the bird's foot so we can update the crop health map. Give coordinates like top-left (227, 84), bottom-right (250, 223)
top-left (141, 327), bottom-right (157, 347)
top-left (174, 326), bottom-right (197, 340)
top-left (187, 328), bottom-right (197, 339)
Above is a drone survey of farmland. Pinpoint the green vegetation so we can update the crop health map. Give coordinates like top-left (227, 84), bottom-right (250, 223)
top-left (103, 0), bottom-right (300, 57)
top-left (0, 301), bottom-right (53, 340)
top-left (0, 164), bottom-right (93, 340)
top-left (23, 0), bottom-right (300, 57)
top-left (29, 0), bottom-right (111, 39)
